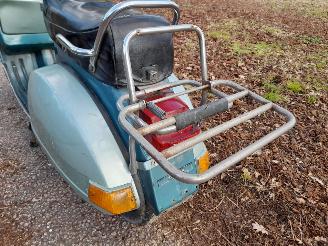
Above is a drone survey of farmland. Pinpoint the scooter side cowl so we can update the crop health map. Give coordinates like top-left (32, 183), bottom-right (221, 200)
top-left (27, 64), bottom-right (140, 214)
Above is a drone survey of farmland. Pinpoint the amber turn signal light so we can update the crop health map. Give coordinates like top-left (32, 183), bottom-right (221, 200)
top-left (198, 151), bottom-right (210, 174)
top-left (88, 183), bottom-right (137, 215)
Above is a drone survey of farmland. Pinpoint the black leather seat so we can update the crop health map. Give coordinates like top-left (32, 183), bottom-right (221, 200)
top-left (43, 0), bottom-right (115, 33)
top-left (43, 0), bottom-right (174, 86)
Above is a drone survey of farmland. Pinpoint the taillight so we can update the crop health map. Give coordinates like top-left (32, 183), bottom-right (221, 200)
top-left (140, 93), bottom-right (201, 151)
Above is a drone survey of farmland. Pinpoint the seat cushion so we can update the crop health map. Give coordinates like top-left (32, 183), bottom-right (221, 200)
top-left (43, 0), bottom-right (174, 86)
top-left (43, 0), bottom-right (115, 33)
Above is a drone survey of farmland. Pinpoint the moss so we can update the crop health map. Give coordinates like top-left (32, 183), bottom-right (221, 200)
top-left (208, 30), bottom-right (231, 41)
top-left (307, 95), bottom-right (318, 104)
top-left (286, 80), bottom-right (304, 93)
top-left (264, 91), bottom-right (284, 102)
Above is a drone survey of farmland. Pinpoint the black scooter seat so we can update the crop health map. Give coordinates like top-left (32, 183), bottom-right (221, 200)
top-left (43, 0), bottom-right (115, 33)
top-left (43, 0), bottom-right (174, 86)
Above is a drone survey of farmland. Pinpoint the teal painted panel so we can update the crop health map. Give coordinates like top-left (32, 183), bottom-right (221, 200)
top-left (56, 48), bottom-right (202, 163)
top-left (139, 149), bottom-right (198, 214)
top-left (0, 32), bottom-right (53, 53)
top-left (0, 1), bottom-right (47, 34)
top-left (57, 49), bottom-right (151, 162)
top-left (28, 64), bottom-right (140, 208)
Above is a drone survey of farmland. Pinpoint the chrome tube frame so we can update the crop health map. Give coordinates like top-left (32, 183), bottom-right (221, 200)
top-left (55, 0), bottom-right (180, 72)
top-left (118, 24), bottom-right (296, 184)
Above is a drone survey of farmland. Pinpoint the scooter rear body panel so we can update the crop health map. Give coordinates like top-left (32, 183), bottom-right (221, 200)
top-left (27, 64), bottom-right (141, 209)
top-left (56, 50), bottom-right (205, 213)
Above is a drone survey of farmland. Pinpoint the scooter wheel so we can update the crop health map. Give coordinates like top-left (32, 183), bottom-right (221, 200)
top-left (28, 123), bottom-right (39, 148)
top-left (122, 204), bottom-right (153, 225)
top-left (122, 172), bottom-right (153, 225)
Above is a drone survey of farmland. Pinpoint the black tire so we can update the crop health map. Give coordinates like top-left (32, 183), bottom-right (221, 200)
top-left (28, 122), bottom-right (39, 148)
top-left (122, 172), bottom-right (153, 225)
top-left (122, 203), bottom-right (153, 225)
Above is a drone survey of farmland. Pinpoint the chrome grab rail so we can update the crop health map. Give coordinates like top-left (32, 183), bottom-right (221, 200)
top-left (118, 24), bottom-right (296, 184)
top-left (55, 0), bottom-right (180, 72)
top-left (123, 24), bottom-right (208, 103)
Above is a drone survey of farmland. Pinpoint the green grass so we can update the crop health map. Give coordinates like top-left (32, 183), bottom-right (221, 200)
top-left (207, 19), bottom-right (241, 42)
top-left (299, 35), bottom-right (322, 45)
top-left (263, 0), bottom-right (328, 21)
top-left (306, 8), bottom-right (328, 20)
top-left (219, 19), bottom-right (240, 31)
top-left (232, 41), bottom-right (282, 56)
top-left (308, 53), bottom-right (328, 70)
top-left (232, 41), bottom-right (252, 55)
top-left (307, 95), bottom-right (318, 104)
top-left (262, 25), bottom-right (286, 37)
top-left (262, 75), bottom-right (285, 102)
top-left (305, 75), bottom-right (328, 92)
top-left (263, 82), bottom-right (280, 92)
top-left (264, 91), bottom-right (284, 102)
top-left (286, 80), bottom-right (304, 93)
top-left (208, 30), bottom-right (231, 41)
top-left (313, 82), bottom-right (328, 92)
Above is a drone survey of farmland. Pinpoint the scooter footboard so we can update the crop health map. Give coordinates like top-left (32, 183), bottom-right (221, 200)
top-left (118, 79), bottom-right (296, 184)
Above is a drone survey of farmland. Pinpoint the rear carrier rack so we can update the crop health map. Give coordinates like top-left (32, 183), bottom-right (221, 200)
top-left (118, 24), bottom-right (296, 184)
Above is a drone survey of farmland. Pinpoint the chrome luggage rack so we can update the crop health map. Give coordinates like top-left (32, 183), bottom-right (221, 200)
top-left (118, 24), bottom-right (296, 184)
top-left (54, 0), bottom-right (295, 184)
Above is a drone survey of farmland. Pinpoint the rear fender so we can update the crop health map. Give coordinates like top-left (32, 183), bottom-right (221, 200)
top-left (28, 64), bottom-right (140, 211)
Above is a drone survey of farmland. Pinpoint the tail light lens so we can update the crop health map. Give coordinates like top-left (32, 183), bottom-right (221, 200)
top-left (140, 93), bottom-right (201, 151)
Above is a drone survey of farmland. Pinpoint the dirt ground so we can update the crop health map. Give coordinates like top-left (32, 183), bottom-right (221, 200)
top-left (1, 0), bottom-right (327, 245)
